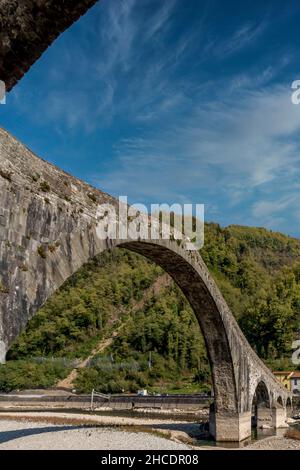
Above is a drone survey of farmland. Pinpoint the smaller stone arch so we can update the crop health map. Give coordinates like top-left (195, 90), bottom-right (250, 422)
top-left (271, 394), bottom-right (289, 428)
top-left (254, 381), bottom-right (271, 406)
top-left (252, 381), bottom-right (272, 429)
top-left (276, 396), bottom-right (284, 408)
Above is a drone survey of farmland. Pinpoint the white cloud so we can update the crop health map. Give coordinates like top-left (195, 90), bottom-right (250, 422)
top-left (203, 19), bottom-right (268, 59)
top-left (8, 0), bottom-right (272, 136)
top-left (220, 22), bottom-right (266, 56)
top-left (7, 0), bottom-right (300, 234)
top-left (93, 83), bottom-right (300, 234)
top-left (251, 194), bottom-right (300, 232)
top-left (9, 0), bottom-right (192, 133)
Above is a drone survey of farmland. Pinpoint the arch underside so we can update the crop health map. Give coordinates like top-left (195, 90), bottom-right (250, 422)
top-left (119, 241), bottom-right (238, 414)
top-left (1, 235), bottom-right (239, 414)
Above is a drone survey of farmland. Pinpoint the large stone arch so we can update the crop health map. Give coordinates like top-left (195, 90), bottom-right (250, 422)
top-left (0, 0), bottom-right (99, 91)
top-left (77, 235), bottom-right (240, 416)
top-left (252, 380), bottom-right (271, 408)
top-left (0, 0), bottom-right (293, 443)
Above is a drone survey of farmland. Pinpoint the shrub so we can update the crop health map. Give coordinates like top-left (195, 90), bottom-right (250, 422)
top-left (40, 181), bottom-right (50, 192)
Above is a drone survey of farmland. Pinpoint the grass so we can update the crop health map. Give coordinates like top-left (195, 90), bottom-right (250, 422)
top-left (149, 376), bottom-right (210, 395)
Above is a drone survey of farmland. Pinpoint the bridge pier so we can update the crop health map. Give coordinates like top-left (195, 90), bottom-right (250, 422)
top-left (209, 405), bottom-right (288, 442)
top-left (256, 405), bottom-right (273, 428)
top-left (209, 407), bottom-right (252, 442)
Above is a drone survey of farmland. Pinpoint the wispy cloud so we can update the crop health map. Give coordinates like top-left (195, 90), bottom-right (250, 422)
top-left (94, 82), bottom-right (300, 234)
top-left (4, 0), bottom-right (300, 235)
top-left (8, 0), bottom-right (191, 133)
top-left (8, 0), bottom-right (271, 134)
top-left (251, 194), bottom-right (300, 231)
top-left (229, 54), bottom-right (293, 92)
top-left (215, 21), bottom-right (267, 57)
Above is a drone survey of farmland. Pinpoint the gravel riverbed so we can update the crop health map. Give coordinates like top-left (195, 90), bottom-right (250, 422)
top-left (0, 419), bottom-right (190, 450)
top-left (0, 413), bottom-right (299, 450)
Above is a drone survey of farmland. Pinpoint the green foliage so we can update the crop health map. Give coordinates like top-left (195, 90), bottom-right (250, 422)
top-left (75, 360), bottom-right (148, 394)
top-left (201, 223), bottom-right (300, 359)
top-left (193, 366), bottom-right (210, 384)
top-left (239, 268), bottom-right (300, 358)
top-left (8, 249), bottom-right (161, 359)
top-left (73, 284), bottom-right (209, 394)
top-left (0, 359), bottom-right (70, 393)
top-left (37, 246), bottom-right (47, 259)
top-left (0, 280), bottom-right (9, 294)
top-left (39, 181), bottom-right (50, 192)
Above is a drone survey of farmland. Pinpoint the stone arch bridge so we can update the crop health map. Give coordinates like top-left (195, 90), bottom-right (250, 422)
top-left (0, 128), bottom-right (292, 441)
top-left (0, 0), bottom-right (293, 442)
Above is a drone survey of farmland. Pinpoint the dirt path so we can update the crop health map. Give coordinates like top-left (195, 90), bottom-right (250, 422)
top-left (57, 274), bottom-right (172, 389)
top-left (57, 337), bottom-right (115, 389)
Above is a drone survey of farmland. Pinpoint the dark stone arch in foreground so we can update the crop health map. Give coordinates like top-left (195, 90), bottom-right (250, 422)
top-left (0, 0), bottom-right (99, 91)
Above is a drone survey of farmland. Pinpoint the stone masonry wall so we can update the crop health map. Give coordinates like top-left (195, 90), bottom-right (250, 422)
top-left (0, 127), bottom-right (291, 418)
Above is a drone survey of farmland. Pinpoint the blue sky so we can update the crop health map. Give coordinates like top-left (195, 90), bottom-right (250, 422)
top-left (2, 0), bottom-right (300, 235)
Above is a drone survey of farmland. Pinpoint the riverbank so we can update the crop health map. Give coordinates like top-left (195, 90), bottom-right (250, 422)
top-left (247, 435), bottom-right (300, 450)
top-left (0, 412), bottom-right (300, 450)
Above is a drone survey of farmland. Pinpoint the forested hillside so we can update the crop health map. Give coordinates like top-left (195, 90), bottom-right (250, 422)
top-left (1, 223), bottom-right (300, 393)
